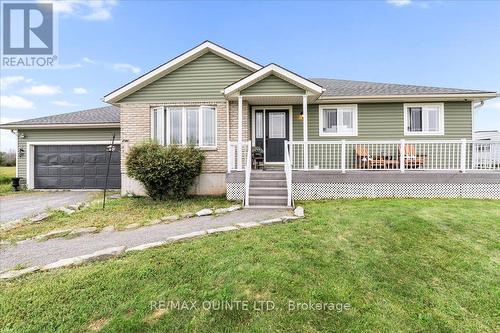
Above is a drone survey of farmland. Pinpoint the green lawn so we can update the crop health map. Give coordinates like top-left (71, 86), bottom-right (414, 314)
top-left (1, 199), bottom-right (499, 332)
top-left (0, 166), bottom-right (15, 195)
top-left (1, 195), bottom-right (234, 242)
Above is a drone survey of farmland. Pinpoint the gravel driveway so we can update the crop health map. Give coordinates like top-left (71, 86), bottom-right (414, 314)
top-left (0, 191), bottom-right (100, 226)
top-left (0, 208), bottom-right (291, 271)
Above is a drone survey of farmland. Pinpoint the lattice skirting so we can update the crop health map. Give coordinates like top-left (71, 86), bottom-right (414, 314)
top-left (292, 183), bottom-right (500, 200)
top-left (227, 182), bottom-right (245, 200)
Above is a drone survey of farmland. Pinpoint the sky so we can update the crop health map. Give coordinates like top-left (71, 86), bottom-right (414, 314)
top-left (1, 0), bottom-right (499, 151)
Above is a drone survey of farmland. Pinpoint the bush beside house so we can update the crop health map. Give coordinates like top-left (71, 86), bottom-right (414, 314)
top-left (126, 142), bottom-right (204, 200)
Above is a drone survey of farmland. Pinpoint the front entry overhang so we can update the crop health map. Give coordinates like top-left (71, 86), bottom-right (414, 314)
top-left (222, 63), bottom-right (324, 100)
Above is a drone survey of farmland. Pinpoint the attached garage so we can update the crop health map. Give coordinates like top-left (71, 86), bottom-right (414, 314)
top-left (0, 106), bottom-right (122, 190)
top-left (33, 144), bottom-right (121, 189)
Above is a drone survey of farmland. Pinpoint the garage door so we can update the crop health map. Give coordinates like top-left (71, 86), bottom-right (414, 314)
top-left (34, 144), bottom-right (121, 189)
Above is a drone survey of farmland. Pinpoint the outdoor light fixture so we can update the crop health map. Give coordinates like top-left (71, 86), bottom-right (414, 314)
top-left (18, 148), bottom-right (25, 158)
top-left (300, 111), bottom-right (304, 120)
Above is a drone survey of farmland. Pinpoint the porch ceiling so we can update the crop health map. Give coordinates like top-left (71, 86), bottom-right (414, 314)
top-left (230, 95), bottom-right (319, 105)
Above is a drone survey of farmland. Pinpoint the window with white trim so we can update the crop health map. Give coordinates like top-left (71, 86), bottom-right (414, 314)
top-left (404, 103), bottom-right (444, 135)
top-left (319, 105), bottom-right (357, 136)
top-left (151, 106), bottom-right (216, 147)
top-left (255, 112), bottom-right (263, 139)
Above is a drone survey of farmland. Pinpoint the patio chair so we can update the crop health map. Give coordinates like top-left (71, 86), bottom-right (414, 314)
top-left (399, 144), bottom-right (426, 169)
top-left (355, 145), bottom-right (373, 169)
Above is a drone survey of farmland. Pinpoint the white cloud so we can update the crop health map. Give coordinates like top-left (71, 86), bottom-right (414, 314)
top-left (22, 85), bottom-right (61, 96)
top-left (0, 76), bottom-right (34, 90)
top-left (82, 57), bottom-right (96, 64)
top-left (484, 101), bottom-right (500, 110)
top-left (51, 100), bottom-right (79, 107)
top-left (113, 63), bottom-right (141, 74)
top-left (1, 95), bottom-right (35, 109)
top-left (73, 87), bottom-right (88, 94)
top-left (0, 129), bottom-right (18, 152)
top-left (387, 0), bottom-right (412, 7)
top-left (43, 0), bottom-right (118, 21)
top-left (53, 62), bottom-right (83, 70)
top-left (83, 57), bottom-right (141, 75)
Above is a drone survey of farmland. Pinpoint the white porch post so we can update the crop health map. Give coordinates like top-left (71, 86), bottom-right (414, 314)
top-left (237, 95), bottom-right (243, 170)
top-left (303, 95), bottom-right (309, 170)
top-left (460, 138), bottom-right (467, 173)
top-left (400, 139), bottom-right (405, 173)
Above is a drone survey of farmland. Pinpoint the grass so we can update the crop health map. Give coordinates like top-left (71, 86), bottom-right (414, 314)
top-left (1, 195), bottom-right (234, 242)
top-left (1, 199), bottom-right (499, 332)
top-left (0, 166), bottom-right (16, 195)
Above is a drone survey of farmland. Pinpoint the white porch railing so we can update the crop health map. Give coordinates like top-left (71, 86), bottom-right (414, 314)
top-left (284, 140), bottom-right (293, 207)
top-left (228, 141), bottom-right (251, 172)
top-left (244, 140), bottom-right (252, 206)
top-left (287, 140), bottom-right (500, 172)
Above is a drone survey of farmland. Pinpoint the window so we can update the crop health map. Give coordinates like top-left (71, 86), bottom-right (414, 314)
top-left (151, 106), bottom-right (216, 148)
top-left (255, 112), bottom-right (263, 139)
top-left (186, 107), bottom-right (199, 145)
top-left (319, 105), bottom-right (357, 136)
top-left (268, 112), bottom-right (286, 138)
top-left (404, 103), bottom-right (444, 135)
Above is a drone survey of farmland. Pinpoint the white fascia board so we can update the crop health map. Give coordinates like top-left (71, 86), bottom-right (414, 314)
top-left (316, 93), bottom-right (498, 103)
top-left (0, 123), bottom-right (120, 130)
top-left (104, 41), bottom-right (262, 103)
top-left (224, 64), bottom-right (324, 96)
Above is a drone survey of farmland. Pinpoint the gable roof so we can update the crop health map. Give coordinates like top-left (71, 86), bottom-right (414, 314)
top-left (104, 41), bottom-right (262, 104)
top-left (0, 106), bottom-right (120, 129)
top-left (312, 78), bottom-right (495, 98)
top-left (224, 63), bottom-right (324, 96)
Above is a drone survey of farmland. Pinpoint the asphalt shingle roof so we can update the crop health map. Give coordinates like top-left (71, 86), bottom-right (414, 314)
top-left (310, 78), bottom-right (494, 97)
top-left (2, 106), bottom-right (120, 126)
top-left (1, 78), bottom-right (495, 128)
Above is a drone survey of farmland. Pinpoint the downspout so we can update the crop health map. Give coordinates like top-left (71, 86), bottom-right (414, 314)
top-left (11, 130), bottom-right (18, 177)
top-left (472, 100), bottom-right (485, 138)
top-left (226, 99), bottom-right (230, 173)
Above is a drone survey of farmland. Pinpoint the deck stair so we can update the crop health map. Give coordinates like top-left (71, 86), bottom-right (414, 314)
top-left (248, 171), bottom-right (289, 207)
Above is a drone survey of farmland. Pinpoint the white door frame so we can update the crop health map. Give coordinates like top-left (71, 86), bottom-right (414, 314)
top-left (251, 106), bottom-right (293, 164)
top-left (26, 140), bottom-right (116, 190)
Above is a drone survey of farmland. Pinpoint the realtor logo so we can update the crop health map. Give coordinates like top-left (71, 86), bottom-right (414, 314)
top-left (1, 1), bottom-right (57, 67)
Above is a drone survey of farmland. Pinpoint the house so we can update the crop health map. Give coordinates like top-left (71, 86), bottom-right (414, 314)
top-left (473, 130), bottom-right (500, 168)
top-left (2, 41), bottom-right (499, 204)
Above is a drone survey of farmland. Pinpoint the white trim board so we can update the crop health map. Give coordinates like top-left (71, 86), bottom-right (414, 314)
top-left (149, 105), bottom-right (218, 149)
top-left (251, 106), bottom-right (293, 164)
top-left (25, 140), bottom-right (118, 190)
top-left (318, 104), bottom-right (358, 137)
top-left (224, 64), bottom-right (324, 96)
top-left (403, 102), bottom-right (445, 136)
top-left (104, 41), bottom-right (262, 104)
top-left (0, 123), bottom-right (120, 130)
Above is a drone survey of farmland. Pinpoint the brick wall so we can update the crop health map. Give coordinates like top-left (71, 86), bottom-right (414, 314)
top-left (119, 100), bottom-right (250, 174)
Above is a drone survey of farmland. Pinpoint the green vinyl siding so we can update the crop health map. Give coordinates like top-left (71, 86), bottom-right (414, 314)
top-left (242, 75), bottom-right (305, 96)
top-left (292, 101), bottom-right (472, 141)
top-left (17, 128), bottom-right (120, 184)
top-left (289, 101), bottom-right (472, 169)
top-left (119, 52), bottom-right (252, 103)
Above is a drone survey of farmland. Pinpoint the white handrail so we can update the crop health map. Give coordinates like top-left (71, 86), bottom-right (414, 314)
top-left (286, 139), bottom-right (500, 172)
top-left (284, 141), bottom-right (292, 207)
top-left (244, 140), bottom-right (252, 206)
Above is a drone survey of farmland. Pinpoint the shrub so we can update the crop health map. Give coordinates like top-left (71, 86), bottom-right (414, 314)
top-left (126, 142), bottom-right (204, 200)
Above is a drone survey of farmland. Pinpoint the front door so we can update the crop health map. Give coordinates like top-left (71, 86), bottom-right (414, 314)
top-left (265, 110), bottom-right (289, 162)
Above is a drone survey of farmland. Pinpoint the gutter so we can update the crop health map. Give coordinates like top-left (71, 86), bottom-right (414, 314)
top-left (316, 92), bottom-right (498, 103)
top-left (0, 123), bottom-right (121, 130)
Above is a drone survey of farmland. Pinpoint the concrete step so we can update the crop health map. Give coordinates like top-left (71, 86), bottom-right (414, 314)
top-left (250, 179), bottom-right (286, 188)
top-left (251, 172), bottom-right (286, 180)
top-left (249, 187), bottom-right (288, 196)
top-left (249, 196), bottom-right (288, 206)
